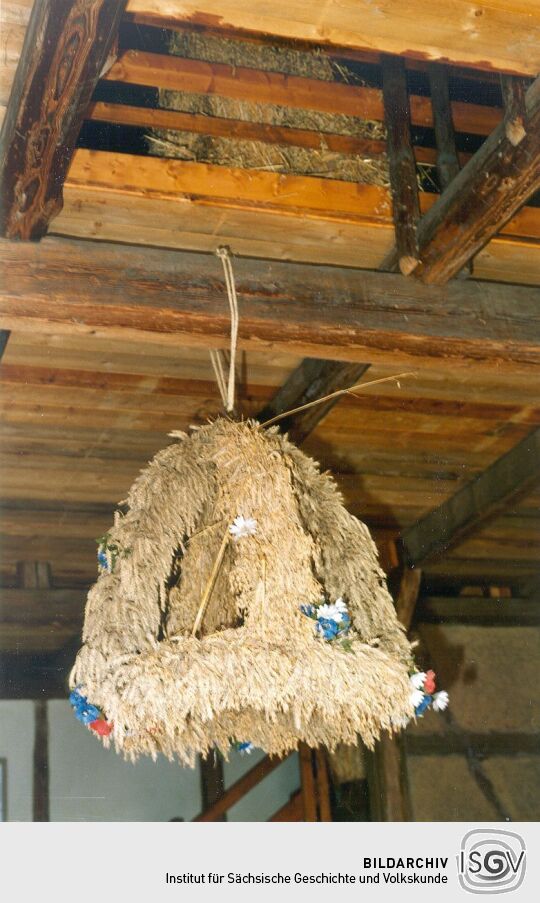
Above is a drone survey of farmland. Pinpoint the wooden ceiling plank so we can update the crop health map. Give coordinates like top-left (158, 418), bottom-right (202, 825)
top-left (408, 74), bottom-right (540, 284)
top-left (104, 49), bottom-right (503, 137)
top-left (0, 0), bottom-right (127, 240)
top-left (125, 1), bottom-right (540, 78)
top-left (1, 235), bottom-right (539, 374)
top-left (88, 100), bottom-right (465, 167)
top-left (61, 150), bottom-right (540, 248)
top-left (401, 427), bottom-right (540, 565)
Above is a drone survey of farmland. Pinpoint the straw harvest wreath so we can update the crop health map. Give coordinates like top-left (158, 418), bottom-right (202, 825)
top-left (69, 250), bottom-right (448, 766)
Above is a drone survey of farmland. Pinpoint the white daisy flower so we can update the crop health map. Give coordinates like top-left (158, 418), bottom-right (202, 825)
top-left (409, 688), bottom-right (425, 709)
top-left (410, 671), bottom-right (427, 690)
top-left (432, 690), bottom-right (449, 711)
top-left (229, 516), bottom-right (257, 541)
top-left (318, 602), bottom-right (345, 623)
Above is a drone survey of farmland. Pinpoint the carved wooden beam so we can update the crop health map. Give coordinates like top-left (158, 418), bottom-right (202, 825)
top-left (407, 74), bottom-right (540, 284)
top-left (0, 0), bottom-right (127, 240)
top-left (401, 427), bottom-right (540, 565)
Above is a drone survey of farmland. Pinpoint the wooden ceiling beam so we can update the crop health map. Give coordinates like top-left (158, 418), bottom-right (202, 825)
top-left (257, 360), bottom-right (370, 444)
top-left (397, 74), bottom-right (540, 284)
top-left (0, 0), bottom-right (126, 240)
top-left (1, 236), bottom-right (539, 374)
top-left (125, 1), bottom-right (540, 78)
top-left (401, 428), bottom-right (540, 565)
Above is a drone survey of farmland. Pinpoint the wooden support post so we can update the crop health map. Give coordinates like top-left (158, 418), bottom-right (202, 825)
top-left (381, 56), bottom-right (420, 276)
top-left (199, 753), bottom-right (226, 822)
top-left (428, 63), bottom-right (472, 278)
top-left (33, 701), bottom-right (49, 822)
top-left (367, 733), bottom-right (411, 821)
top-left (299, 743), bottom-right (318, 821)
top-left (194, 755), bottom-right (283, 821)
top-left (0, 0), bottom-right (127, 240)
top-left (427, 64), bottom-right (460, 190)
top-left (298, 744), bottom-right (332, 821)
top-left (257, 360), bottom-right (370, 444)
top-left (21, 562), bottom-right (53, 822)
top-left (500, 75), bottom-right (528, 147)
top-left (395, 566), bottom-right (423, 632)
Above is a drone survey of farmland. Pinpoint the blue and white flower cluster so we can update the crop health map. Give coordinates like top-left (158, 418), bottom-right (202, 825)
top-left (96, 533), bottom-right (119, 573)
top-left (409, 670), bottom-right (449, 717)
top-left (301, 596), bottom-right (351, 642)
top-left (235, 741), bottom-right (254, 756)
top-left (69, 688), bottom-right (101, 725)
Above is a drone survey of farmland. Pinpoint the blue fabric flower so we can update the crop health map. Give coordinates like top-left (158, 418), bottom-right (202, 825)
top-left (415, 694), bottom-right (433, 717)
top-left (316, 617), bottom-right (340, 640)
top-left (236, 741), bottom-right (254, 755)
top-left (97, 548), bottom-right (109, 570)
top-left (69, 689), bottom-right (101, 725)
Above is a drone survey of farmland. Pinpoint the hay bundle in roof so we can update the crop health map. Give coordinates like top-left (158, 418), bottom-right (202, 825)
top-left (71, 418), bottom-right (414, 766)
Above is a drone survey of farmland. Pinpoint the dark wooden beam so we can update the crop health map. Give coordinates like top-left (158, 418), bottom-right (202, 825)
top-left (381, 56), bottom-right (420, 276)
top-left (199, 753), bottom-right (226, 822)
top-left (427, 63), bottom-right (461, 191)
top-left (0, 587), bottom-right (85, 647)
top-left (407, 731), bottom-right (540, 757)
top-left (1, 236), bottom-right (539, 373)
top-left (500, 75), bottom-right (529, 147)
top-left (194, 755), bottom-right (285, 821)
top-left (401, 427), bottom-right (540, 565)
top-left (0, 650), bottom-right (71, 699)
top-left (0, 0), bottom-right (126, 240)
top-left (20, 563), bottom-right (53, 822)
top-left (367, 734), bottom-right (411, 821)
top-left (257, 360), bottom-right (370, 443)
top-left (416, 595), bottom-right (539, 626)
top-left (407, 74), bottom-right (540, 284)
top-left (33, 700), bottom-right (49, 822)
top-left (0, 331), bottom-right (9, 360)
top-left (394, 566), bottom-right (422, 631)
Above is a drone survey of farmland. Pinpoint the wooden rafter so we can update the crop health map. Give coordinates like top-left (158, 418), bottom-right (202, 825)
top-left (1, 236), bottom-right (539, 374)
top-left (0, 0), bottom-right (126, 240)
top-left (257, 360), bottom-right (370, 444)
top-left (401, 428), bottom-right (540, 566)
top-left (399, 74), bottom-right (540, 284)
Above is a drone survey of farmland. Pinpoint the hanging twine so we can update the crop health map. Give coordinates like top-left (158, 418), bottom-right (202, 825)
top-left (212, 246), bottom-right (239, 413)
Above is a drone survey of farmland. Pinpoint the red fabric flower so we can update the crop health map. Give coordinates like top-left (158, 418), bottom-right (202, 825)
top-left (424, 670), bottom-right (436, 694)
top-left (90, 718), bottom-right (113, 737)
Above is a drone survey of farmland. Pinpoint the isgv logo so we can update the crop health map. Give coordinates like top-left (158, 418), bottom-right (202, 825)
top-left (458, 829), bottom-right (526, 894)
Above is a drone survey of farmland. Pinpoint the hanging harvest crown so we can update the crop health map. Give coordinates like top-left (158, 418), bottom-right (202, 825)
top-left (70, 417), bottom-right (423, 766)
